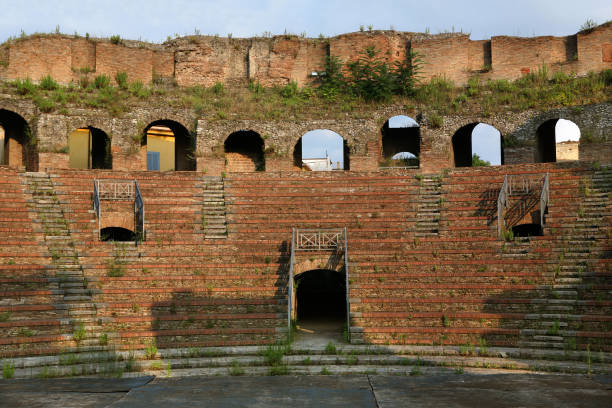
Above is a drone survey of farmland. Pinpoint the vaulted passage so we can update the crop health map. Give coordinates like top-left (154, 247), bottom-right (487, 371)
top-left (143, 120), bottom-right (195, 171)
top-left (381, 115), bottom-right (420, 167)
top-left (452, 123), bottom-right (503, 167)
top-left (224, 130), bottom-right (265, 172)
top-left (511, 223), bottom-right (543, 237)
top-left (0, 109), bottom-right (36, 170)
top-left (293, 130), bottom-right (350, 171)
top-left (68, 127), bottom-right (112, 169)
top-left (536, 119), bottom-right (581, 163)
top-left (294, 269), bottom-right (346, 341)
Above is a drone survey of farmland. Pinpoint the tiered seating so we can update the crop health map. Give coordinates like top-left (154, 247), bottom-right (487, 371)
top-left (0, 167), bottom-right (68, 358)
top-left (349, 164), bottom-right (611, 352)
top-left (48, 169), bottom-right (285, 351)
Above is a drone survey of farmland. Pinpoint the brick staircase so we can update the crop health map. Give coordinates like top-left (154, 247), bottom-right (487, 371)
top-left (200, 176), bottom-right (227, 239)
top-left (23, 172), bottom-right (106, 349)
top-left (415, 174), bottom-right (442, 236)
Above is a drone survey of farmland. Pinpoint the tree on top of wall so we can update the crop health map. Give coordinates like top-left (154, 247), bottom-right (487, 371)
top-left (472, 153), bottom-right (491, 167)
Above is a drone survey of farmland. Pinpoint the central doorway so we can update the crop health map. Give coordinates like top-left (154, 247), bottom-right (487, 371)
top-left (294, 269), bottom-right (346, 346)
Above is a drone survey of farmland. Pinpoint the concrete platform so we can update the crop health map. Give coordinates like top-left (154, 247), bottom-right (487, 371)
top-left (0, 373), bottom-right (610, 408)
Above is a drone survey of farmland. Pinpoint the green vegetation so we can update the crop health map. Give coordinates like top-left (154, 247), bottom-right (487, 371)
top-left (72, 323), bottom-right (86, 345)
top-left (471, 154), bottom-right (491, 167)
top-left (145, 339), bottom-right (158, 359)
top-left (0, 59), bottom-right (609, 123)
top-left (2, 361), bottom-right (15, 379)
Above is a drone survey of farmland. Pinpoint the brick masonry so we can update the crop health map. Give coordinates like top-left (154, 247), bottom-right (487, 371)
top-left (1, 23), bottom-right (610, 87)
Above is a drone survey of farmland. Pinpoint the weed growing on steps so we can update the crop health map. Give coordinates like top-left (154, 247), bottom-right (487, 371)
top-left (2, 361), bottom-right (15, 379)
top-left (73, 323), bottom-right (86, 345)
top-left (145, 339), bottom-right (158, 359)
top-left (324, 342), bottom-right (337, 355)
top-left (229, 360), bottom-right (245, 376)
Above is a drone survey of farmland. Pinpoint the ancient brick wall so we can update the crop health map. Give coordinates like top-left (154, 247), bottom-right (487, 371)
top-left (1, 23), bottom-right (609, 87)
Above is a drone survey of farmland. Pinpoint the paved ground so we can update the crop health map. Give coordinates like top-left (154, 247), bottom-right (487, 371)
top-left (0, 373), bottom-right (610, 407)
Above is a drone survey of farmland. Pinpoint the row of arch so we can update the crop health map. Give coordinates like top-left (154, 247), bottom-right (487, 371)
top-left (0, 110), bottom-right (583, 171)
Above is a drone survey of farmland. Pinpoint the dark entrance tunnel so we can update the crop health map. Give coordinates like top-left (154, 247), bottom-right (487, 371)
top-left (511, 223), bottom-right (543, 237)
top-left (100, 227), bottom-right (136, 242)
top-left (295, 269), bottom-right (346, 321)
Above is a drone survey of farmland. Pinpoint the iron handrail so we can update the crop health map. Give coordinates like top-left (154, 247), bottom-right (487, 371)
top-left (497, 175), bottom-right (509, 237)
top-left (288, 229), bottom-right (295, 331)
top-left (540, 172), bottom-right (550, 227)
top-left (134, 181), bottom-right (145, 242)
top-left (343, 227), bottom-right (350, 343)
top-left (93, 179), bottom-right (101, 240)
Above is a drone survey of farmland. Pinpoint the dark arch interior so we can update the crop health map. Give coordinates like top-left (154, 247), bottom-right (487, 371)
top-left (100, 227), bottom-right (136, 242)
top-left (295, 269), bottom-right (346, 321)
top-left (292, 133), bottom-right (350, 170)
top-left (144, 120), bottom-right (195, 171)
top-left (511, 223), bottom-right (543, 237)
top-left (224, 130), bottom-right (265, 172)
top-left (90, 127), bottom-right (112, 169)
top-left (452, 123), bottom-right (504, 167)
top-left (536, 119), bottom-right (558, 163)
top-left (0, 109), bottom-right (36, 170)
top-left (381, 120), bottom-right (420, 167)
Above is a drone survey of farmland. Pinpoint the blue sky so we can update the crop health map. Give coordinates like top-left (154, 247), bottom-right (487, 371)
top-left (1, 1), bottom-right (609, 42)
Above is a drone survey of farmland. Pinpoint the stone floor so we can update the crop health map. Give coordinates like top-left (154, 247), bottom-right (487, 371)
top-left (0, 373), bottom-right (610, 407)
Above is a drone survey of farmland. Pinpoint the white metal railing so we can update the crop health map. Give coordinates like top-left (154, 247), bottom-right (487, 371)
top-left (540, 172), bottom-right (550, 227)
top-left (97, 180), bottom-right (134, 200)
top-left (498, 173), bottom-right (549, 237)
top-left (295, 229), bottom-right (345, 251)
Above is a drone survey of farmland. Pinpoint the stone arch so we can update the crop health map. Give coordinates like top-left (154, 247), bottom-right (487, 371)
top-left (381, 115), bottom-right (420, 167)
top-left (224, 130), bottom-right (265, 172)
top-left (536, 118), bottom-right (580, 163)
top-left (293, 129), bottom-right (350, 171)
top-left (68, 126), bottom-right (112, 169)
top-left (452, 122), bottom-right (503, 167)
top-left (142, 120), bottom-right (195, 171)
top-left (0, 108), bottom-right (37, 170)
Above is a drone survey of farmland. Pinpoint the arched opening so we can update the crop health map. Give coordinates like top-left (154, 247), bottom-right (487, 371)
top-left (536, 119), bottom-right (580, 163)
top-left (452, 123), bottom-right (503, 167)
top-left (295, 269), bottom-right (346, 339)
top-left (293, 130), bottom-right (349, 171)
top-left (143, 120), bottom-right (195, 171)
top-left (511, 223), bottom-right (543, 237)
top-left (0, 109), bottom-right (35, 170)
top-left (68, 127), bottom-right (112, 169)
top-left (100, 227), bottom-right (136, 242)
top-left (224, 130), bottom-right (265, 172)
top-left (381, 115), bottom-right (420, 167)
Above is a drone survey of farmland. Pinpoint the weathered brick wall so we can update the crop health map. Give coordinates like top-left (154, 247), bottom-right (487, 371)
top-left (7, 37), bottom-right (73, 83)
top-left (70, 38), bottom-right (96, 74)
top-left (95, 43), bottom-right (153, 84)
top-left (2, 23), bottom-right (608, 87)
top-left (413, 35), bottom-right (470, 84)
top-left (173, 37), bottom-right (249, 87)
top-left (490, 36), bottom-right (568, 80)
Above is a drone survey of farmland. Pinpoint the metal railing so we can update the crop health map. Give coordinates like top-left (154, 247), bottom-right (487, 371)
top-left (97, 180), bottom-right (134, 200)
top-left (287, 229), bottom-right (296, 331)
top-left (540, 172), bottom-right (550, 227)
top-left (134, 181), bottom-right (145, 242)
top-left (497, 175), bottom-right (509, 237)
top-left (93, 179), bottom-right (145, 241)
top-left (93, 180), bottom-right (100, 236)
top-left (295, 229), bottom-right (345, 251)
top-left (497, 173), bottom-right (549, 237)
